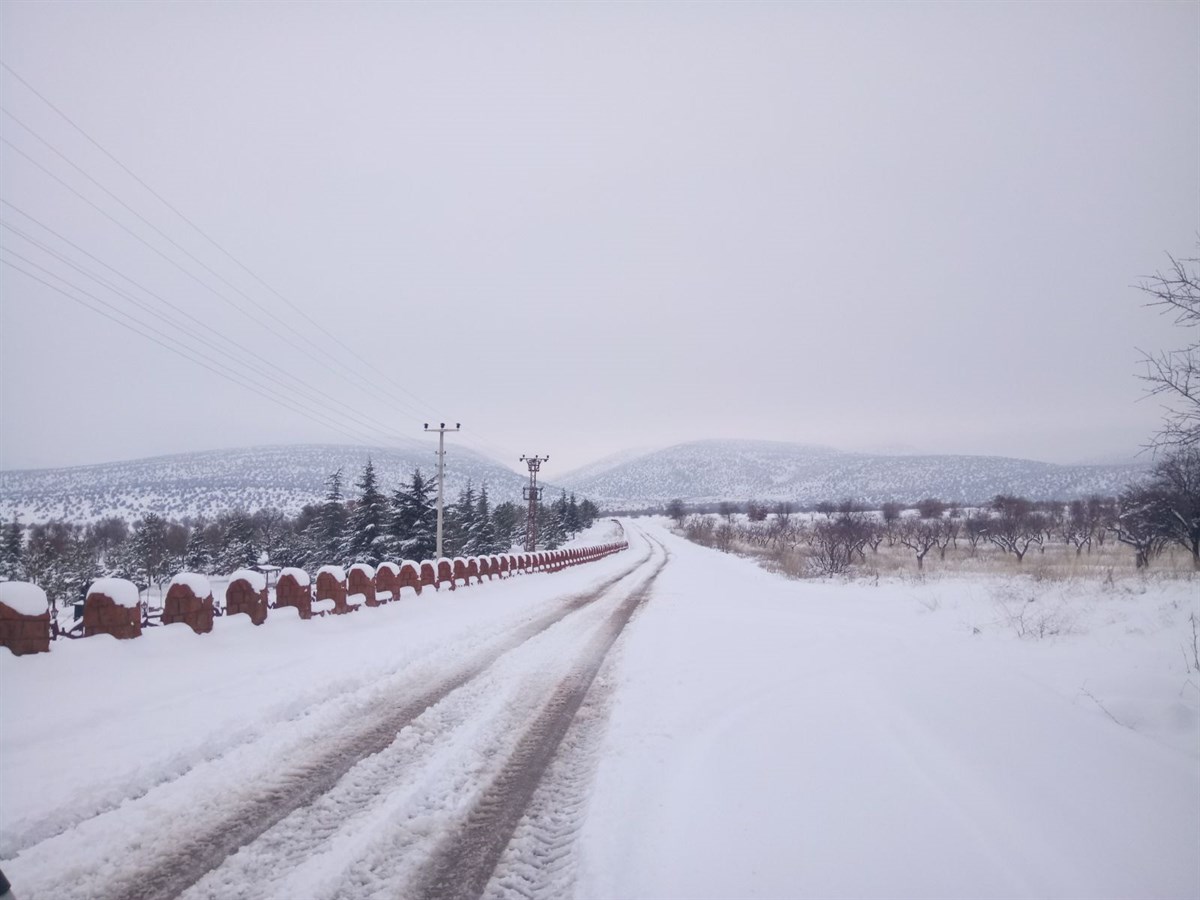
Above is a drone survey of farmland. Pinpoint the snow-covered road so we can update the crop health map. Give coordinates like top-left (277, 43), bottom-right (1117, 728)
top-left (2, 520), bottom-right (1197, 899)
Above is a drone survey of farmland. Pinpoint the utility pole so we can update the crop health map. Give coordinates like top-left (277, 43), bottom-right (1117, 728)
top-left (424, 422), bottom-right (460, 559)
top-left (520, 454), bottom-right (549, 552)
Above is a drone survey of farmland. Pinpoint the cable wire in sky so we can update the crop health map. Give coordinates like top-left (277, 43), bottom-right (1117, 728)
top-left (0, 208), bottom-right (455, 448)
top-left (0, 60), bottom-right (524, 467)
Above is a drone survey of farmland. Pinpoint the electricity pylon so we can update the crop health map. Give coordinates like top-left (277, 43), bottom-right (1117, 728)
top-left (520, 454), bottom-right (549, 552)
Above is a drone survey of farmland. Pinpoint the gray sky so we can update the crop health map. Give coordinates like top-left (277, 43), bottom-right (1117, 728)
top-left (0, 0), bottom-right (1196, 475)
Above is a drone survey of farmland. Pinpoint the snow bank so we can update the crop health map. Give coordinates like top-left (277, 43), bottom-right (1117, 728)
top-left (346, 593), bottom-right (366, 607)
top-left (87, 578), bottom-right (140, 608)
top-left (280, 567), bottom-right (311, 587)
top-left (317, 565), bottom-right (346, 582)
top-left (227, 569), bottom-right (266, 592)
top-left (0, 582), bottom-right (47, 617)
top-left (168, 573), bottom-right (211, 597)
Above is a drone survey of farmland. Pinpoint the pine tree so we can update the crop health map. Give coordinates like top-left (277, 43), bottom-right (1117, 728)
top-left (565, 493), bottom-right (582, 536)
top-left (184, 524), bottom-right (214, 573)
top-left (579, 499), bottom-right (599, 529)
top-left (491, 501), bottom-right (522, 552)
top-left (541, 495), bottom-right (568, 550)
top-left (214, 511), bottom-right (257, 574)
top-left (348, 458), bottom-right (389, 565)
top-left (129, 514), bottom-right (170, 589)
top-left (467, 484), bottom-right (498, 555)
top-left (445, 480), bottom-right (476, 558)
top-left (0, 516), bottom-right (24, 580)
top-left (318, 468), bottom-right (349, 565)
top-left (392, 469), bottom-right (437, 561)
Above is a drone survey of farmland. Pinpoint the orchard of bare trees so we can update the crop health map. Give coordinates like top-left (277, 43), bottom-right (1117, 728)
top-left (673, 446), bottom-right (1199, 577)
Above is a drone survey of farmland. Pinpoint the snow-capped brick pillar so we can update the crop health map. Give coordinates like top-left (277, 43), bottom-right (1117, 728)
top-left (398, 561), bottom-right (423, 596)
top-left (84, 578), bottom-right (142, 640)
top-left (375, 563), bottom-right (399, 603)
top-left (437, 559), bottom-right (455, 591)
top-left (162, 573), bottom-right (214, 634)
top-left (348, 564), bottom-right (377, 607)
top-left (316, 566), bottom-right (349, 613)
top-left (275, 568), bottom-right (312, 619)
top-left (0, 582), bottom-right (51, 656)
top-left (226, 569), bottom-right (268, 625)
top-left (419, 562), bottom-right (436, 591)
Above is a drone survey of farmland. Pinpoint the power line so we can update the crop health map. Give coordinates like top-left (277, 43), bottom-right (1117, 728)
top-left (0, 255), bottom-right (390, 447)
top-left (1, 61), bottom-right (525, 465)
top-left (0, 213), bottom-right (432, 445)
top-left (0, 136), bottom-right (436, 427)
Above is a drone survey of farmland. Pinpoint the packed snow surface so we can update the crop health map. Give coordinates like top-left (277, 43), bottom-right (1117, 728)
top-left (86, 577), bottom-right (139, 608)
top-left (0, 519), bottom-right (1195, 899)
top-left (0, 581), bottom-right (47, 617)
top-left (168, 572), bottom-right (212, 597)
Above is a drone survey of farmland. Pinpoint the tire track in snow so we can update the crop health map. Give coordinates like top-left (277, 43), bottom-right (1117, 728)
top-left (12, 542), bottom-right (651, 900)
top-left (411, 537), bottom-right (669, 900)
top-left (182, 533), bottom-right (665, 900)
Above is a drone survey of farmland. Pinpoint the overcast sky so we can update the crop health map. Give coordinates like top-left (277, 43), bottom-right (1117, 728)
top-left (0, 1), bottom-right (1196, 475)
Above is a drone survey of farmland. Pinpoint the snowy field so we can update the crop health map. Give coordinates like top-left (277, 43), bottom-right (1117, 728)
top-left (1, 519), bottom-right (1196, 899)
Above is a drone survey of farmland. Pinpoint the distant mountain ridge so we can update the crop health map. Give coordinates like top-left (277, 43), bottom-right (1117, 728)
top-left (0, 439), bottom-right (1147, 525)
top-left (555, 439), bottom-right (1145, 508)
top-left (0, 443), bottom-right (536, 525)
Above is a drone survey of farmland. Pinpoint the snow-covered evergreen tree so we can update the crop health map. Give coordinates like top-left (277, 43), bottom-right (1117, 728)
top-left (184, 524), bottom-right (214, 574)
top-left (491, 501), bottom-right (522, 551)
top-left (0, 517), bottom-right (24, 580)
top-left (391, 469), bottom-right (437, 561)
top-left (318, 468), bottom-right (349, 565)
top-left (214, 511), bottom-right (257, 574)
top-left (444, 480), bottom-right (476, 558)
top-left (129, 514), bottom-right (170, 589)
top-left (348, 458), bottom-right (389, 565)
top-left (540, 494), bottom-right (568, 550)
top-left (466, 484), bottom-right (498, 555)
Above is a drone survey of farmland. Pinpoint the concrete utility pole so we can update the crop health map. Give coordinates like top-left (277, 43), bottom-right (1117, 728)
top-left (520, 454), bottom-right (550, 552)
top-left (424, 422), bottom-right (460, 559)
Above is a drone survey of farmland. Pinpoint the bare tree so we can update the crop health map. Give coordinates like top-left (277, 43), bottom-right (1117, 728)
top-left (1147, 448), bottom-right (1200, 568)
top-left (666, 498), bottom-right (687, 528)
top-left (1137, 250), bottom-right (1199, 449)
top-left (1115, 485), bottom-right (1171, 568)
top-left (897, 518), bottom-right (940, 570)
top-left (915, 497), bottom-right (947, 520)
top-left (986, 495), bottom-right (1041, 563)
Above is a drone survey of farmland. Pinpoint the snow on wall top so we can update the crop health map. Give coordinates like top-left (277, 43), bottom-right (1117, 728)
top-left (228, 569), bottom-right (266, 592)
top-left (377, 562), bottom-right (399, 575)
top-left (88, 578), bottom-right (140, 608)
top-left (0, 581), bottom-right (48, 617)
top-left (168, 572), bottom-right (212, 597)
top-left (317, 565), bottom-right (346, 582)
top-left (348, 563), bottom-right (375, 579)
top-left (280, 567), bottom-right (311, 587)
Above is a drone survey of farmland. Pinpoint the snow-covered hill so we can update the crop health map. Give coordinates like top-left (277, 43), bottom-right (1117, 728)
top-left (556, 439), bottom-right (1145, 507)
top-left (0, 444), bottom-right (533, 524)
top-left (0, 438), bottom-right (1147, 524)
